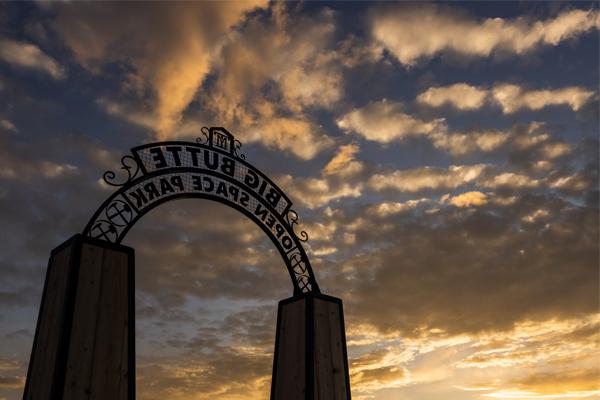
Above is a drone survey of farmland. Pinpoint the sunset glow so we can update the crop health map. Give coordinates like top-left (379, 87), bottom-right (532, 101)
top-left (0, 2), bottom-right (598, 400)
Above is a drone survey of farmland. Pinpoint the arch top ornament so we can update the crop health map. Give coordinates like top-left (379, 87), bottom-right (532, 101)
top-left (83, 127), bottom-right (319, 294)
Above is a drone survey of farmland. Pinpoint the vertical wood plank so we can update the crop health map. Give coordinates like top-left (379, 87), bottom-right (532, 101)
top-left (273, 298), bottom-right (306, 400)
top-left (62, 244), bottom-right (105, 400)
top-left (24, 245), bottom-right (72, 400)
top-left (89, 246), bottom-right (129, 400)
top-left (24, 235), bottom-right (134, 400)
top-left (270, 294), bottom-right (351, 400)
top-left (313, 298), bottom-right (346, 400)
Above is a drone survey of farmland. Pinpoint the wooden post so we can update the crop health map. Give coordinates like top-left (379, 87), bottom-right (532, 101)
top-left (23, 234), bottom-right (134, 400)
top-left (270, 293), bottom-right (351, 400)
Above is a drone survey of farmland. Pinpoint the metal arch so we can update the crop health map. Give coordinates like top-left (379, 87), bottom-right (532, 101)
top-left (83, 127), bottom-right (320, 295)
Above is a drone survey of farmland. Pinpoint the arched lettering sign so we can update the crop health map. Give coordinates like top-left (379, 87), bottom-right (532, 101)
top-left (83, 127), bottom-right (319, 294)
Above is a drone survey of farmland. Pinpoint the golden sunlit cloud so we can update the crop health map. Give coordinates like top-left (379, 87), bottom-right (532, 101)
top-left (369, 164), bottom-right (487, 192)
top-left (0, 3), bottom-right (597, 400)
top-left (371, 5), bottom-right (599, 66)
top-left (55, 1), bottom-right (268, 138)
top-left (279, 174), bottom-right (363, 208)
top-left (0, 38), bottom-right (65, 79)
top-left (323, 143), bottom-right (364, 176)
top-left (368, 198), bottom-right (430, 217)
top-left (418, 83), bottom-right (489, 110)
top-left (480, 172), bottom-right (540, 189)
top-left (345, 316), bottom-right (599, 399)
top-left (492, 84), bottom-right (595, 114)
top-left (445, 191), bottom-right (489, 207)
top-left (417, 82), bottom-right (595, 114)
top-left (337, 99), bottom-right (446, 143)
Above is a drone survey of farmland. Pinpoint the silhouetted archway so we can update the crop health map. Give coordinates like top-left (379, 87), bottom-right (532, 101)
top-left (23, 127), bottom-right (351, 400)
top-left (84, 127), bottom-right (318, 295)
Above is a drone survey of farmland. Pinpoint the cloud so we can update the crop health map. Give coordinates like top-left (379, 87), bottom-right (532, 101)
top-left (506, 370), bottom-right (600, 395)
top-left (208, 4), bottom-right (340, 114)
top-left (549, 172), bottom-right (592, 192)
top-left (417, 82), bottom-right (595, 113)
top-left (95, 97), bottom-right (157, 131)
top-left (200, 4), bottom-right (342, 159)
top-left (341, 195), bottom-right (599, 337)
top-left (369, 164), bottom-right (487, 192)
top-left (539, 142), bottom-right (571, 159)
top-left (134, 304), bottom-right (276, 400)
top-left (351, 365), bottom-right (407, 393)
top-left (244, 116), bottom-right (333, 160)
top-left (521, 208), bottom-right (550, 223)
top-left (0, 376), bottom-right (24, 389)
top-left (0, 137), bottom-right (79, 180)
top-left (322, 143), bottom-right (363, 176)
top-left (54, 2), bottom-right (267, 138)
top-left (0, 119), bottom-right (17, 133)
top-left (311, 246), bottom-right (338, 256)
top-left (278, 174), bottom-right (363, 209)
top-left (370, 5), bottom-right (599, 66)
top-left (368, 198), bottom-right (431, 217)
top-left (336, 103), bottom-right (574, 161)
top-left (480, 172), bottom-right (540, 189)
top-left (337, 100), bottom-right (446, 143)
top-left (428, 121), bottom-right (571, 160)
top-left (492, 84), bottom-right (595, 113)
top-left (0, 38), bottom-right (65, 79)
top-left (417, 83), bottom-right (489, 110)
top-left (279, 64), bottom-right (343, 112)
top-left (126, 202), bottom-right (294, 302)
top-left (429, 129), bottom-right (510, 156)
top-left (1, 5), bottom-right (597, 400)
top-left (444, 191), bottom-right (489, 207)
top-left (345, 316), bottom-right (600, 399)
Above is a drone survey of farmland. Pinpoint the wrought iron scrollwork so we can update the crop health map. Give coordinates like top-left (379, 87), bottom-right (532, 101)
top-left (102, 155), bottom-right (141, 187)
top-left (85, 128), bottom-right (321, 294)
top-left (233, 139), bottom-right (246, 160)
top-left (286, 209), bottom-right (309, 242)
top-left (195, 126), bottom-right (210, 145)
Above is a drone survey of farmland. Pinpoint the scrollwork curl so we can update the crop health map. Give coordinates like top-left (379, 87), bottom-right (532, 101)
top-left (102, 155), bottom-right (141, 187)
top-left (286, 209), bottom-right (309, 242)
top-left (233, 139), bottom-right (246, 160)
top-left (196, 126), bottom-right (210, 145)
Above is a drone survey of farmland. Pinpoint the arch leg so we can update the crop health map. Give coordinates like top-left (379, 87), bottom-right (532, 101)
top-left (23, 234), bottom-right (134, 400)
top-left (270, 293), bottom-right (351, 400)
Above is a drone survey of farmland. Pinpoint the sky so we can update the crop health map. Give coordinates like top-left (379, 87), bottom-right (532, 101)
top-left (0, 1), bottom-right (598, 399)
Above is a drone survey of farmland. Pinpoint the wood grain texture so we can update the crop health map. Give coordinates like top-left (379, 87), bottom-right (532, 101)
top-left (62, 243), bottom-right (104, 400)
top-left (24, 245), bottom-right (72, 400)
top-left (271, 294), bottom-right (351, 400)
top-left (272, 298), bottom-right (306, 400)
top-left (24, 236), bottom-right (133, 400)
top-left (87, 245), bottom-right (129, 400)
top-left (62, 244), bottom-right (131, 400)
top-left (313, 298), bottom-right (347, 400)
